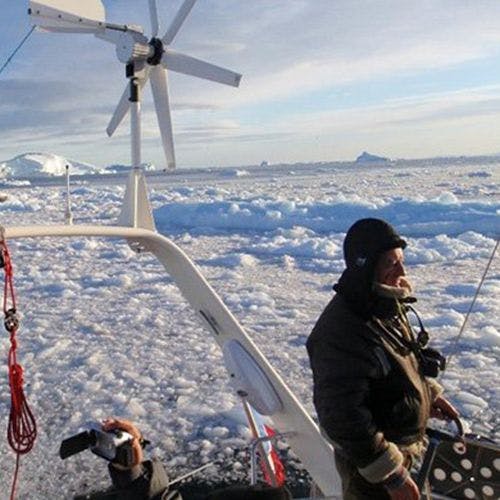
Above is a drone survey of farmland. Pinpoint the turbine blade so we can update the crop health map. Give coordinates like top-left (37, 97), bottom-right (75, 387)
top-left (107, 85), bottom-right (130, 137)
top-left (107, 70), bottom-right (150, 136)
top-left (161, 0), bottom-right (197, 45)
top-left (162, 49), bottom-right (242, 87)
top-left (149, 0), bottom-right (160, 38)
top-left (149, 66), bottom-right (176, 170)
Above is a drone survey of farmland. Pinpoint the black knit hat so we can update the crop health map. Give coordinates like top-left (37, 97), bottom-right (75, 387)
top-left (333, 218), bottom-right (408, 319)
top-left (343, 218), bottom-right (407, 269)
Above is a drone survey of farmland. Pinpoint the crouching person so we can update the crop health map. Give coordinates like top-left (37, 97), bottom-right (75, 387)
top-left (75, 417), bottom-right (181, 500)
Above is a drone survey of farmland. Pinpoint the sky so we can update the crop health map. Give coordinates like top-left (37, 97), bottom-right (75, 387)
top-left (2, 0), bottom-right (500, 169)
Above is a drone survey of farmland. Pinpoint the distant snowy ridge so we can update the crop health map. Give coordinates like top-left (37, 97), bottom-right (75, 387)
top-left (356, 151), bottom-right (390, 163)
top-left (0, 152), bottom-right (102, 178)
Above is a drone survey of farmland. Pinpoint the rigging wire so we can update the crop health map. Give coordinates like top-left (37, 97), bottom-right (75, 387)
top-left (0, 26), bottom-right (35, 78)
top-left (445, 236), bottom-right (499, 370)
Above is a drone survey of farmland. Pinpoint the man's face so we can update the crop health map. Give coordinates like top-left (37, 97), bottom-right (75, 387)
top-left (374, 247), bottom-right (406, 287)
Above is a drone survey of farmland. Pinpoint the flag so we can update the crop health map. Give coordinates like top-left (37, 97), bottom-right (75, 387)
top-left (242, 400), bottom-right (286, 487)
top-left (262, 424), bottom-right (286, 487)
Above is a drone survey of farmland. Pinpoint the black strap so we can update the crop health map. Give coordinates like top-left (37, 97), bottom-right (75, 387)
top-left (406, 305), bottom-right (429, 347)
top-left (369, 316), bottom-right (427, 365)
top-left (368, 317), bottom-right (416, 356)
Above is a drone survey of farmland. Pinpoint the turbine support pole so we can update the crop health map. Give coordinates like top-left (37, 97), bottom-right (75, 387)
top-left (118, 63), bottom-right (155, 234)
top-left (131, 80), bottom-right (140, 228)
top-left (128, 64), bottom-right (142, 170)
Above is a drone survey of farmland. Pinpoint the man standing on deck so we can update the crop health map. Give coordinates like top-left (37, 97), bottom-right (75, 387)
top-left (306, 218), bottom-right (458, 500)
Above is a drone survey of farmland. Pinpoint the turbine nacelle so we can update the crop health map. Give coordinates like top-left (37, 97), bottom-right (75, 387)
top-left (115, 32), bottom-right (151, 65)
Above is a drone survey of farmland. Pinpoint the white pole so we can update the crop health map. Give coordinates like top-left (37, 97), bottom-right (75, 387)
top-left (64, 164), bottom-right (73, 225)
top-left (129, 73), bottom-right (142, 227)
top-left (119, 66), bottom-right (155, 233)
top-left (130, 78), bottom-right (141, 170)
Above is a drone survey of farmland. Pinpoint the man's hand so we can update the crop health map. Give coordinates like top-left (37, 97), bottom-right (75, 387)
top-left (102, 417), bottom-right (144, 469)
top-left (430, 396), bottom-right (459, 421)
top-left (386, 475), bottom-right (420, 500)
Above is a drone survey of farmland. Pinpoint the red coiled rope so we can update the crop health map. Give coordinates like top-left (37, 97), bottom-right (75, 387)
top-left (1, 233), bottom-right (37, 500)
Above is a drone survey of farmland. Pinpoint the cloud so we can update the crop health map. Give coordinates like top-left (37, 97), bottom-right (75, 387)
top-left (172, 101), bottom-right (220, 111)
top-left (255, 85), bottom-right (500, 135)
top-left (194, 1), bottom-right (500, 109)
top-left (376, 87), bottom-right (500, 128)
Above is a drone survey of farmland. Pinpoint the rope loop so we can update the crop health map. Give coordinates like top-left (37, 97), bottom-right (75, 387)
top-left (0, 234), bottom-right (37, 500)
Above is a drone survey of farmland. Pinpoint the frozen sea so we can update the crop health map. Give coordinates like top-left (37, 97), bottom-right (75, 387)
top-left (0, 157), bottom-right (498, 499)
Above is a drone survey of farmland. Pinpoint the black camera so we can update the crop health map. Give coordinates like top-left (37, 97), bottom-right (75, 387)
top-left (420, 347), bottom-right (446, 378)
top-left (60, 426), bottom-right (134, 467)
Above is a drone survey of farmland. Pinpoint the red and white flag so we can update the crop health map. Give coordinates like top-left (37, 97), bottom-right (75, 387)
top-left (242, 400), bottom-right (286, 487)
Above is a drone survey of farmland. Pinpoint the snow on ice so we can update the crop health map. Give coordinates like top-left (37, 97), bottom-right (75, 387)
top-left (0, 158), bottom-right (498, 498)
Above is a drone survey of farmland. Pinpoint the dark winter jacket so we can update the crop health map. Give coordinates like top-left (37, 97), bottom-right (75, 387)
top-left (108, 459), bottom-right (178, 500)
top-left (75, 460), bottom-right (180, 500)
top-left (306, 293), bottom-right (440, 484)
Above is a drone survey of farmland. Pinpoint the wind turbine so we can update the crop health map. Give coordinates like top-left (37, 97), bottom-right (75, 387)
top-left (29, 0), bottom-right (242, 170)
